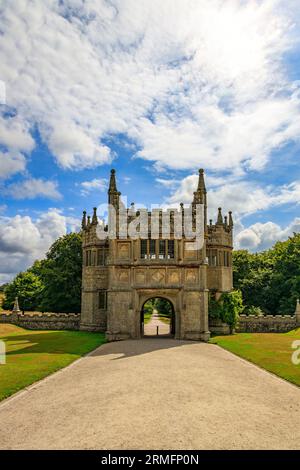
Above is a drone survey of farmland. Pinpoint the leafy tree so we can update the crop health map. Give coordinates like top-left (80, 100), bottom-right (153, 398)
top-left (154, 297), bottom-right (173, 318)
top-left (209, 290), bottom-right (244, 333)
top-left (233, 233), bottom-right (300, 314)
top-left (3, 271), bottom-right (44, 311)
top-left (219, 290), bottom-right (244, 333)
top-left (38, 233), bottom-right (82, 313)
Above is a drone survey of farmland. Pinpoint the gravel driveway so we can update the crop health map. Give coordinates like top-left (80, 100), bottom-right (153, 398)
top-left (0, 338), bottom-right (299, 449)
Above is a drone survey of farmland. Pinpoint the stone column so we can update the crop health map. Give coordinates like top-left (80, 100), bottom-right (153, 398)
top-left (12, 297), bottom-right (21, 313)
top-left (295, 299), bottom-right (300, 325)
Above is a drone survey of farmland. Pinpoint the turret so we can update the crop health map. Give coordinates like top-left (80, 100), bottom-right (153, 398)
top-left (228, 211), bottom-right (233, 229)
top-left (192, 169), bottom-right (207, 229)
top-left (81, 210), bottom-right (87, 230)
top-left (216, 207), bottom-right (223, 225)
top-left (92, 207), bottom-right (98, 225)
top-left (108, 169), bottom-right (121, 209)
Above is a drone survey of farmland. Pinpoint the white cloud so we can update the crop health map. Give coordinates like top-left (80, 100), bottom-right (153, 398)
top-left (0, 209), bottom-right (81, 283)
top-left (4, 178), bottom-right (62, 200)
top-left (0, 116), bottom-right (34, 153)
top-left (79, 177), bottom-right (107, 196)
top-left (0, 152), bottom-right (26, 179)
top-left (235, 218), bottom-right (300, 251)
top-left (0, 0), bottom-right (299, 175)
top-left (168, 174), bottom-right (300, 220)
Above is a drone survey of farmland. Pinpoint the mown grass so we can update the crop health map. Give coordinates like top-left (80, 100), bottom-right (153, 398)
top-left (210, 329), bottom-right (300, 387)
top-left (0, 324), bottom-right (106, 401)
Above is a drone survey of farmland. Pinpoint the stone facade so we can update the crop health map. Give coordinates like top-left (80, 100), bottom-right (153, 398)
top-left (80, 169), bottom-right (234, 342)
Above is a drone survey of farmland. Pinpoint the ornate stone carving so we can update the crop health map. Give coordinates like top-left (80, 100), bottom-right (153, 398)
top-left (150, 269), bottom-right (165, 284)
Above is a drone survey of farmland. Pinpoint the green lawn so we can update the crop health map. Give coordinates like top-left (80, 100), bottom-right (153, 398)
top-left (0, 324), bottom-right (106, 401)
top-left (210, 329), bottom-right (300, 387)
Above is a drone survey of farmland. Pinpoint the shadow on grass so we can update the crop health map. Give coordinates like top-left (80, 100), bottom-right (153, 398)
top-left (1, 330), bottom-right (106, 356)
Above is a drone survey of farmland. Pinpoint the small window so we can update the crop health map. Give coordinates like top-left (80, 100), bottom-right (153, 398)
top-left (159, 240), bottom-right (166, 259)
top-left (141, 239), bottom-right (148, 259)
top-left (150, 239), bottom-right (156, 259)
top-left (86, 250), bottom-right (92, 266)
top-left (99, 290), bottom-right (107, 309)
top-left (97, 248), bottom-right (107, 266)
top-left (168, 240), bottom-right (174, 259)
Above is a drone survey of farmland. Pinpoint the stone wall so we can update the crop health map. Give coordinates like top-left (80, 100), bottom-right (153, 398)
top-left (0, 311), bottom-right (80, 330)
top-left (237, 314), bottom-right (298, 333)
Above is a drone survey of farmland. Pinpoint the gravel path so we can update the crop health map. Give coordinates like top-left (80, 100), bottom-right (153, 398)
top-left (0, 338), bottom-right (299, 450)
top-left (144, 309), bottom-right (170, 336)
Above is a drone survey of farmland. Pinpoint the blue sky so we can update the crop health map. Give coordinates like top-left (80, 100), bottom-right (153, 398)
top-left (0, 0), bottom-right (300, 283)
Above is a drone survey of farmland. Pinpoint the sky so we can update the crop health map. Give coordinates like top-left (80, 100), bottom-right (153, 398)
top-left (0, 0), bottom-right (300, 284)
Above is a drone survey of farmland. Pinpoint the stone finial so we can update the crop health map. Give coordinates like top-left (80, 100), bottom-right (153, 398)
top-left (216, 207), bottom-right (223, 225)
top-left (92, 207), bottom-right (98, 225)
top-left (108, 169), bottom-right (117, 192)
top-left (81, 210), bottom-right (87, 230)
top-left (224, 215), bottom-right (228, 227)
top-left (295, 299), bottom-right (300, 324)
top-left (108, 169), bottom-right (121, 209)
top-left (228, 211), bottom-right (233, 228)
top-left (197, 168), bottom-right (206, 192)
top-left (87, 215), bottom-right (91, 226)
top-left (12, 296), bottom-right (21, 313)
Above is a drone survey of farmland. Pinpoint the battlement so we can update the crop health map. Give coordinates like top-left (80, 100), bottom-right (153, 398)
top-left (0, 311), bottom-right (80, 330)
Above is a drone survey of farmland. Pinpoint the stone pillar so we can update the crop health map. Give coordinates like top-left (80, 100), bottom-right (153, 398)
top-left (12, 297), bottom-right (21, 313)
top-left (295, 299), bottom-right (300, 325)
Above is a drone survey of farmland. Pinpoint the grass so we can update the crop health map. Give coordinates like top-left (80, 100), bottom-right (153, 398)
top-left (0, 324), bottom-right (106, 401)
top-left (210, 329), bottom-right (300, 387)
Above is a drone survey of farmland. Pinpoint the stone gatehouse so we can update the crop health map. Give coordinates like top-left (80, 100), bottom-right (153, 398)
top-left (80, 169), bottom-right (233, 341)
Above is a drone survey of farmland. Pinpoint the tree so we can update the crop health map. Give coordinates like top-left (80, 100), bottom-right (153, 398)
top-left (3, 271), bottom-right (44, 311)
top-left (219, 290), bottom-right (244, 333)
top-left (209, 290), bottom-right (244, 333)
top-left (233, 233), bottom-right (300, 314)
top-left (154, 297), bottom-right (173, 318)
top-left (38, 233), bottom-right (82, 313)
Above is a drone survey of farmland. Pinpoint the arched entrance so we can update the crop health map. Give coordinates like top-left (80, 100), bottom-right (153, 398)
top-left (140, 297), bottom-right (175, 337)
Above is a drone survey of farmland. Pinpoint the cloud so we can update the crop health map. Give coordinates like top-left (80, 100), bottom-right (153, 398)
top-left (0, 152), bottom-right (26, 179)
top-left (0, 209), bottom-right (81, 283)
top-left (4, 178), bottom-right (62, 200)
top-left (0, 0), bottom-right (299, 175)
top-left (45, 122), bottom-right (111, 169)
top-left (235, 217), bottom-right (300, 251)
top-left (168, 174), bottom-right (300, 219)
top-left (79, 178), bottom-right (107, 196)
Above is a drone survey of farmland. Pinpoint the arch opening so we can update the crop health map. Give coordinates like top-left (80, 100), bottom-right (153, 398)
top-left (140, 297), bottom-right (175, 337)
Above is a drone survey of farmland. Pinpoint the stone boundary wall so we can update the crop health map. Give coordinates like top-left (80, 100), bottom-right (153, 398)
top-left (0, 311), bottom-right (80, 330)
top-left (209, 320), bottom-right (231, 335)
top-left (237, 314), bottom-right (298, 333)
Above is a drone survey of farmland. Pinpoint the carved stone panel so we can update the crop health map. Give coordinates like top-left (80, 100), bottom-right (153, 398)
top-left (167, 269), bottom-right (180, 284)
top-left (185, 268), bottom-right (198, 284)
top-left (150, 269), bottom-right (165, 284)
top-left (117, 268), bottom-right (130, 284)
top-left (117, 242), bottom-right (130, 260)
top-left (135, 269), bottom-right (146, 284)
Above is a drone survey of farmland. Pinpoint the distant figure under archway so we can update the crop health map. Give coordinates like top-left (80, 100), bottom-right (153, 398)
top-left (141, 297), bottom-right (175, 337)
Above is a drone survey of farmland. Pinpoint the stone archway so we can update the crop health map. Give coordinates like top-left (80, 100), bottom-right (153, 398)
top-left (140, 296), bottom-right (175, 337)
top-left (136, 289), bottom-right (181, 339)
